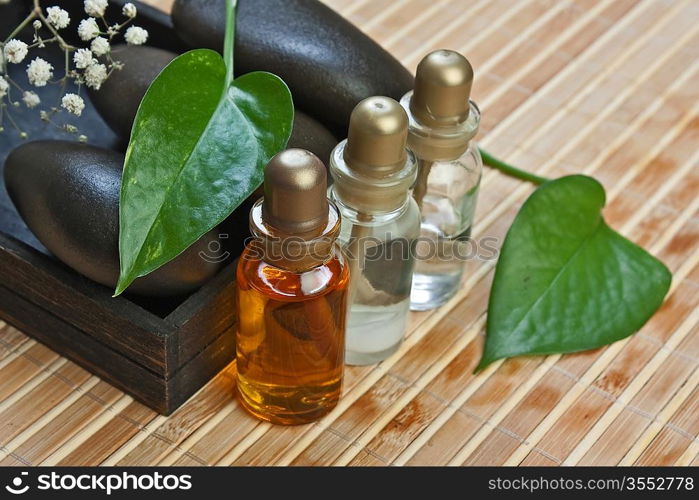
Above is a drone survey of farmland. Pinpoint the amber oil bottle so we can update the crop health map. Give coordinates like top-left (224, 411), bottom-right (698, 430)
top-left (236, 149), bottom-right (349, 425)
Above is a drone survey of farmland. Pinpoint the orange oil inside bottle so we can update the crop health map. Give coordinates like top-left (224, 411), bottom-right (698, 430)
top-left (236, 246), bottom-right (349, 425)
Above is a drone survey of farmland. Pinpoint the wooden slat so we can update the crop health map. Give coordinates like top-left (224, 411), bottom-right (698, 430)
top-left (633, 382), bottom-right (699, 465)
top-left (0, 0), bottom-right (695, 466)
top-left (0, 323), bottom-right (30, 361)
top-left (0, 381), bottom-right (124, 465)
top-left (106, 365), bottom-right (236, 465)
top-left (575, 322), bottom-right (699, 465)
top-left (398, 0), bottom-right (534, 69)
top-left (622, 367), bottom-right (699, 464)
top-left (0, 362), bottom-right (91, 447)
top-left (48, 399), bottom-right (155, 466)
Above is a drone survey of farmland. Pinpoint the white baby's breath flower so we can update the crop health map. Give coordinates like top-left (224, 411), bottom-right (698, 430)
top-left (33, 20), bottom-right (42, 30)
top-left (90, 36), bottom-right (110, 56)
top-left (78, 18), bottom-right (100, 41)
top-left (61, 93), bottom-right (85, 116)
top-left (22, 91), bottom-right (40, 108)
top-left (73, 48), bottom-right (95, 69)
top-left (84, 62), bottom-right (107, 90)
top-left (46, 6), bottom-right (71, 29)
top-left (122, 2), bottom-right (137, 18)
top-left (84, 0), bottom-right (108, 17)
top-left (124, 26), bottom-right (148, 45)
top-left (4, 39), bottom-right (28, 64)
top-left (26, 57), bottom-right (54, 87)
top-left (0, 76), bottom-right (9, 99)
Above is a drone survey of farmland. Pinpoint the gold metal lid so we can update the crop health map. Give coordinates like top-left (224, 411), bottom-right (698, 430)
top-left (331, 97), bottom-right (416, 213)
top-left (344, 96), bottom-right (409, 176)
top-left (402, 50), bottom-right (480, 162)
top-left (251, 149), bottom-right (339, 271)
top-left (410, 49), bottom-right (473, 127)
top-left (262, 149), bottom-right (328, 237)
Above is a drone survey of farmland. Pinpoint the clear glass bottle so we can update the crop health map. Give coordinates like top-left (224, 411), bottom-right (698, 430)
top-left (401, 50), bottom-right (482, 311)
top-left (236, 149), bottom-right (349, 425)
top-left (329, 96), bottom-right (420, 365)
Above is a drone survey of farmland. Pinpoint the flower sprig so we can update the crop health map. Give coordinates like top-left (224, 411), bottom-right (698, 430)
top-left (0, 0), bottom-right (149, 140)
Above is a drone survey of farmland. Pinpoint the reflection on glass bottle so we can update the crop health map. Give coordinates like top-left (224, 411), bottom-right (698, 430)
top-left (236, 149), bottom-right (349, 425)
top-left (329, 96), bottom-right (420, 365)
top-left (401, 50), bottom-right (482, 311)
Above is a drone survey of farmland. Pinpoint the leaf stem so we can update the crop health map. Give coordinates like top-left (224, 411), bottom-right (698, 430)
top-left (223, 0), bottom-right (238, 88)
top-left (480, 149), bottom-right (550, 185)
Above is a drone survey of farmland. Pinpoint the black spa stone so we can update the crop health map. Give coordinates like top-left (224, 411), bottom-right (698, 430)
top-left (4, 141), bottom-right (224, 296)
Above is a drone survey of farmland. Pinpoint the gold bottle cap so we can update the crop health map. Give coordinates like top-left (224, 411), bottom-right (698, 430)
top-left (410, 49), bottom-right (473, 127)
top-left (262, 149), bottom-right (329, 237)
top-left (331, 97), bottom-right (416, 214)
top-left (402, 50), bottom-right (480, 161)
top-left (344, 96), bottom-right (409, 176)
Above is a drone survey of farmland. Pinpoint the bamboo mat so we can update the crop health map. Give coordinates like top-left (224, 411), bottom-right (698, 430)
top-left (1, 0), bottom-right (698, 466)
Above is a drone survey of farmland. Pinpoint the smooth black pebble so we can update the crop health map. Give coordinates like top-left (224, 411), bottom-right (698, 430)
top-left (4, 141), bottom-right (224, 296)
top-left (89, 45), bottom-right (177, 142)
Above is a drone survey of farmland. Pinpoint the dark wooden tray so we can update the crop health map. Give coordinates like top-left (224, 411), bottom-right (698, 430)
top-left (0, 0), bottom-right (239, 414)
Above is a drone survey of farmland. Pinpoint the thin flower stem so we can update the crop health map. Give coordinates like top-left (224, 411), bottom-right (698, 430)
top-left (59, 47), bottom-right (69, 99)
top-left (3, 10), bottom-right (38, 44)
top-left (32, 0), bottom-right (75, 52)
top-left (7, 76), bottom-right (25, 92)
top-left (480, 149), bottom-right (550, 185)
top-left (111, 18), bottom-right (134, 39)
top-left (28, 36), bottom-right (58, 49)
top-left (223, 0), bottom-right (238, 88)
top-left (4, 106), bottom-right (25, 135)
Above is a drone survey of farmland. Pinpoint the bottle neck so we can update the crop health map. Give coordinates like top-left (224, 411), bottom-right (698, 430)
top-left (330, 187), bottom-right (411, 225)
top-left (401, 91), bottom-right (480, 162)
top-left (329, 141), bottom-right (417, 215)
top-left (248, 198), bottom-right (341, 272)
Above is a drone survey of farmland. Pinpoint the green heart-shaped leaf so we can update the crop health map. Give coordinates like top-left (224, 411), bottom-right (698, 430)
top-left (116, 49), bottom-right (293, 295)
top-left (478, 175), bottom-right (671, 370)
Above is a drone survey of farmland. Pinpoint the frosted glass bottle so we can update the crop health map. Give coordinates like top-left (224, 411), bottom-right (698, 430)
top-left (401, 50), bottom-right (482, 311)
top-left (329, 96), bottom-right (420, 365)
